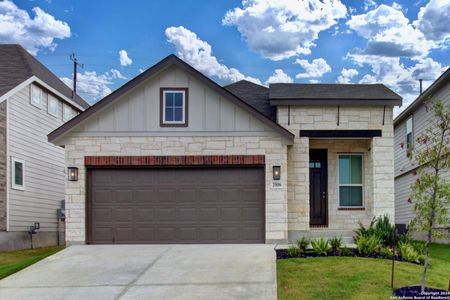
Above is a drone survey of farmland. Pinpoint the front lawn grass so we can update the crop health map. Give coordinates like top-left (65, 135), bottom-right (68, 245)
top-left (0, 246), bottom-right (64, 280)
top-left (277, 243), bottom-right (450, 300)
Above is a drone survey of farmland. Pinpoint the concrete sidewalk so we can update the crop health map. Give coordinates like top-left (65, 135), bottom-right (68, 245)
top-left (0, 244), bottom-right (277, 300)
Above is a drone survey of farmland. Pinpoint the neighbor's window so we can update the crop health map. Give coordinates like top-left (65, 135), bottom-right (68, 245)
top-left (63, 104), bottom-right (75, 121)
top-left (338, 154), bottom-right (363, 207)
top-left (11, 158), bottom-right (25, 190)
top-left (31, 85), bottom-right (42, 108)
top-left (48, 94), bottom-right (59, 117)
top-left (161, 88), bottom-right (188, 126)
top-left (406, 116), bottom-right (413, 149)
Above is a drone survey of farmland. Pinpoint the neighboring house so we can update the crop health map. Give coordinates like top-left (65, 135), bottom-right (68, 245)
top-left (394, 68), bottom-right (450, 237)
top-left (48, 54), bottom-right (401, 245)
top-left (0, 44), bottom-right (89, 251)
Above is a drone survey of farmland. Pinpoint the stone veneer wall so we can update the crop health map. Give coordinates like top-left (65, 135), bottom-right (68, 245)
top-left (0, 101), bottom-right (6, 231)
top-left (277, 105), bottom-right (395, 241)
top-left (64, 136), bottom-right (288, 244)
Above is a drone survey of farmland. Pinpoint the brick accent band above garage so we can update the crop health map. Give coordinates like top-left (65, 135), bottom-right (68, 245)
top-left (84, 155), bottom-right (266, 167)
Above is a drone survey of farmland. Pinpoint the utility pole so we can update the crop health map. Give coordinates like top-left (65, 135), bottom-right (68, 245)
top-left (70, 53), bottom-right (83, 98)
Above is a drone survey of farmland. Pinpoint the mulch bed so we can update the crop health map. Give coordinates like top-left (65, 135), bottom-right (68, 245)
top-left (275, 248), bottom-right (412, 263)
top-left (394, 286), bottom-right (450, 299)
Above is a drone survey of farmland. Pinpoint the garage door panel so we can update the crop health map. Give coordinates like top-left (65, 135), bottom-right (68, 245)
top-left (89, 168), bottom-right (264, 244)
top-left (242, 207), bottom-right (264, 221)
top-left (177, 227), bottom-right (197, 241)
top-left (221, 207), bottom-right (240, 221)
top-left (199, 207), bottom-right (219, 221)
top-left (93, 190), bottom-right (113, 204)
top-left (198, 227), bottom-right (219, 241)
top-left (113, 208), bottom-right (133, 221)
top-left (157, 227), bottom-right (177, 241)
top-left (92, 208), bottom-right (112, 222)
top-left (156, 208), bottom-right (176, 221)
top-left (177, 207), bottom-right (197, 221)
top-left (221, 227), bottom-right (240, 241)
top-left (136, 208), bottom-right (154, 222)
top-left (92, 227), bottom-right (113, 243)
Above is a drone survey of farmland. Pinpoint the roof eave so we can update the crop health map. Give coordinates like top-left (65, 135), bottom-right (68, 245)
top-left (269, 98), bottom-right (402, 106)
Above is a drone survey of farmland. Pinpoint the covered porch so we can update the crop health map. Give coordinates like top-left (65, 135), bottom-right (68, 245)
top-left (288, 129), bottom-right (395, 243)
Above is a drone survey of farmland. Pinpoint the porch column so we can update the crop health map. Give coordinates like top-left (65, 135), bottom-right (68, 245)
top-left (370, 134), bottom-right (395, 222)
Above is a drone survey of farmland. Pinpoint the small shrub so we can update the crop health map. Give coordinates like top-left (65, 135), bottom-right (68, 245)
top-left (296, 237), bottom-right (309, 253)
top-left (398, 241), bottom-right (425, 264)
top-left (353, 215), bottom-right (394, 247)
top-left (329, 236), bottom-right (342, 252)
top-left (339, 248), bottom-right (353, 256)
top-left (357, 235), bottom-right (380, 256)
top-left (311, 238), bottom-right (330, 256)
top-left (410, 240), bottom-right (426, 255)
top-left (380, 247), bottom-right (394, 259)
top-left (287, 245), bottom-right (300, 258)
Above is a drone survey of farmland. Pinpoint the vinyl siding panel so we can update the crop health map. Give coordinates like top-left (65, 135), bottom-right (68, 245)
top-left (7, 84), bottom-right (71, 231)
top-left (394, 83), bottom-right (450, 224)
top-left (73, 66), bottom-right (275, 136)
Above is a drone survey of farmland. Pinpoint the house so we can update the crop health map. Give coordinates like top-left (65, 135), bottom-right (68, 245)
top-left (394, 68), bottom-right (450, 238)
top-left (48, 54), bottom-right (401, 245)
top-left (0, 44), bottom-right (89, 251)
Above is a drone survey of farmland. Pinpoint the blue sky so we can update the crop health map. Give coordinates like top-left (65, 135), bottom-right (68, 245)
top-left (2, 0), bottom-right (450, 113)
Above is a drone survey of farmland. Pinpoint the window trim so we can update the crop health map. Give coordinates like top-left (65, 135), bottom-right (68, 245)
top-left (30, 85), bottom-right (43, 109)
top-left (160, 88), bottom-right (189, 127)
top-left (337, 153), bottom-right (364, 209)
top-left (47, 94), bottom-right (59, 117)
top-left (406, 115), bottom-right (414, 150)
top-left (11, 158), bottom-right (25, 191)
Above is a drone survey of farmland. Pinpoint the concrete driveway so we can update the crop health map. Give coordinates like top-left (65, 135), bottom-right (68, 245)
top-left (0, 244), bottom-right (277, 300)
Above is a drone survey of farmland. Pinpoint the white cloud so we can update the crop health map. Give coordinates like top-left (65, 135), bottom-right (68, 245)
top-left (119, 50), bottom-right (132, 66)
top-left (222, 0), bottom-right (347, 61)
top-left (294, 58), bottom-right (331, 78)
top-left (363, 0), bottom-right (377, 11)
top-left (337, 68), bottom-right (359, 83)
top-left (165, 26), bottom-right (261, 84)
top-left (61, 70), bottom-right (116, 103)
top-left (265, 69), bottom-right (293, 85)
top-left (348, 53), bottom-right (447, 114)
top-left (414, 0), bottom-right (450, 42)
top-left (0, 0), bottom-right (70, 55)
top-left (309, 79), bottom-right (320, 83)
top-left (109, 69), bottom-right (126, 80)
top-left (138, 68), bottom-right (145, 73)
top-left (347, 4), bottom-right (433, 59)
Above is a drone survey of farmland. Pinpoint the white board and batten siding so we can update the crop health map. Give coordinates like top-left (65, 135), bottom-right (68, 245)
top-left (394, 83), bottom-right (450, 224)
top-left (7, 84), bottom-right (69, 232)
top-left (71, 66), bottom-right (275, 137)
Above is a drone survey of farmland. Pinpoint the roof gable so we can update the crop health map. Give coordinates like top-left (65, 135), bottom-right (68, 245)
top-left (0, 44), bottom-right (89, 109)
top-left (48, 55), bottom-right (294, 143)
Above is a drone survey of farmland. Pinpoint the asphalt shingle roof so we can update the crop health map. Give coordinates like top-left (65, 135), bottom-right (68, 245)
top-left (224, 80), bottom-right (276, 121)
top-left (269, 83), bottom-right (402, 100)
top-left (0, 44), bottom-right (89, 109)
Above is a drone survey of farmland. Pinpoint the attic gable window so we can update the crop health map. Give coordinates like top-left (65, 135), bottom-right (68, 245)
top-left (31, 85), bottom-right (43, 108)
top-left (160, 88), bottom-right (188, 127)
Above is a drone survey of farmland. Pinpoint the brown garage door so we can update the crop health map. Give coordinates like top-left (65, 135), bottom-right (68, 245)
top-left (88, 167), bottom-right (265, 244)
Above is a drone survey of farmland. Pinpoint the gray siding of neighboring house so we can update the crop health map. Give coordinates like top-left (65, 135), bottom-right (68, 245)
top-left (7, 84), bottom-right (67, 232)
top-left (394, 83), bottom-right (450, 225)
top-left (0, 101), bottom-right (6, 230)
top-left (68, 66), bottom-right (274, 138)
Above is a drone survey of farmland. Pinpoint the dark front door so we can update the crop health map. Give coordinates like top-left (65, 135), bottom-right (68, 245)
top-left (309, 149), bottom-right (328, 226)
top-left (87, 167), bottom-right (265, 244)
